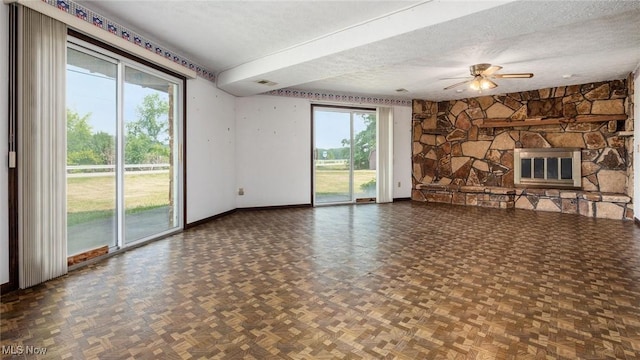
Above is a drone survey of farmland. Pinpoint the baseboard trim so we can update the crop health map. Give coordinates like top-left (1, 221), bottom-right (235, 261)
top-left (393, 197), bottom-right (412, 202)
top-left (0, 281), bottom-right (16, 296)
top-left (185, 208), bottom-right (238, 229)
top-left (238, 203), bottom-right (312, 211)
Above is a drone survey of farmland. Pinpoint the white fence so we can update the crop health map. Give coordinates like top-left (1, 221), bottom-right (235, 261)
top-left (67, 164), bottom-right (170, 178)
top-left (315, 159), bottom-right (348, 167)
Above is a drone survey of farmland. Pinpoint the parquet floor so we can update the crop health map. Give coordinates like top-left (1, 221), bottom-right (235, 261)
top-left (2, 202), bottom-right (640, 359)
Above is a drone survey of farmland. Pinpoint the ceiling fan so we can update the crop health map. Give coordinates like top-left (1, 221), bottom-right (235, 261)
top-left (443, 63), bottom-right (534, 91)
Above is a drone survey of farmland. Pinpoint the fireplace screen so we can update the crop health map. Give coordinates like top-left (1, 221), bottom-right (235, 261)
top-left (514, 148), bottom-right (581, 188)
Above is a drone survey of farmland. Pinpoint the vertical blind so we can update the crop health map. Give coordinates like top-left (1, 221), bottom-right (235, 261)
top-left (376, 107), bottom-right (394, 203)
top-left (18, 6), bottom-right (68, 288)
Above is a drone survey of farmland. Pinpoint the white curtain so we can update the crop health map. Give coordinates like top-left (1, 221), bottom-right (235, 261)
top-left (18, 6), bottom-right (68, 288)
top-left (376, 107), bottom-right (394, 203)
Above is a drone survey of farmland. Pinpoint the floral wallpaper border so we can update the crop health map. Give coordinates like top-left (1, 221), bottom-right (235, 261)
top-left (265, 88), bottom-right (412, 107)
top-left (48, 0), bottom-right (215, 81)
top-left (48, 0), bottom-right (414, 104)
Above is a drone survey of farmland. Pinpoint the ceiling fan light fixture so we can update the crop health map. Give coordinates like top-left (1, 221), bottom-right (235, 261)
top-left (469, 76), bottom-right (495, 91)
top-left (482, 78), bottom-right (497, 89)
top-left (469, 77), bottom-right (481, 90)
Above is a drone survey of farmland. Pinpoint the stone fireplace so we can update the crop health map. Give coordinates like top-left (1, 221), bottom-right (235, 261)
top-left (412, 76), bottom-right (635, 220)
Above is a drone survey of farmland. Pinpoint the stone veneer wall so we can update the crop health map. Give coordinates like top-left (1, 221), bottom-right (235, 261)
top-left (626, 72), bottom-right (635, 198)
top-left (412, 78), bottom-right (635, 220)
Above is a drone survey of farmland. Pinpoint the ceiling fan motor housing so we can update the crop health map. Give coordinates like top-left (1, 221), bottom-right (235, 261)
top-left (470, 63), bottom-right (492, 76)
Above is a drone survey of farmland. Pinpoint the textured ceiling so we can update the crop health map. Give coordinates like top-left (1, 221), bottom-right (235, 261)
top-left (76, 0), bottom-right (640, 101)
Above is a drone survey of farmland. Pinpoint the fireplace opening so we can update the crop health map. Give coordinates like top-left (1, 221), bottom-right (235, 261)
top-left (514, 148), bottom-right (581, 188)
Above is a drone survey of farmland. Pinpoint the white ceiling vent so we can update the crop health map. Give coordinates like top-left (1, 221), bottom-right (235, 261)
top-left (255, 79), bottom-right (278, 86)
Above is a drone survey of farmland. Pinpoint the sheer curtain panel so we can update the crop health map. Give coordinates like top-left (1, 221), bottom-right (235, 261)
top-left (17, 6), bottom-right (68, 288)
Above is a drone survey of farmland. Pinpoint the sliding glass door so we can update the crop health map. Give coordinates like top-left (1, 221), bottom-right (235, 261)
top-left (66, 47), bottom-right (118, 255)
top-left (352, 111), bottom-right (377, 200)
top-left (314, 109), bottom-right (352, 203)
top-left (66, 40), bottom-right (183, 256)
top-left (123, 67), bottom-right (180, 244)
top-left (313, 106), bottom-right (377, 205)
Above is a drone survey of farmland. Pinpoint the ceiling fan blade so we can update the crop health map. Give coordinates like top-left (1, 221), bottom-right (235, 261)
top-left (443, 79), bottom-right (471, 90)
top-left (439, 76), bottom-right (472, 80)
top-left (483, 65), bottom-right (502, 76)
top-left (485, 78), bottom-right (498, 89)
top-left (493, 73), bottom-right (534, 79)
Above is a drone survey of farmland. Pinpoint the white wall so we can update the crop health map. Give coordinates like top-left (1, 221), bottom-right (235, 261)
top-left (186, 77), bottom-right (237, 223)
top-left (235, 95), bottom-right (312, 208)
top-left (1, 3), bottom-right (10, 285)
top-left (234, 96), bottom-right (413, 207)
top-left (393, 105), bottom-right (412, 199)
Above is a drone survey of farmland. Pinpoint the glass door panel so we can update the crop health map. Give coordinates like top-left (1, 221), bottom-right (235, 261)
top-left (353, 112), bottom-right (377, 200)
top-left (123, 66), bottom-right (179, 243)
top-left (66, 47), bottom-right (118, 255)
top-left (67, 38), bottom-right (184, 259)
top-left (314, 109), bottom-right (352, 204)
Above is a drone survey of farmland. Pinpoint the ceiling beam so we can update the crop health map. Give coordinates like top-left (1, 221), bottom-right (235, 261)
top-left (216, 1), bottom-right (516, 96)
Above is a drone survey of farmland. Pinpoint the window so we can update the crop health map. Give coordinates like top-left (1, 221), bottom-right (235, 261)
top-left (66, 37), bottom-right (184, 256)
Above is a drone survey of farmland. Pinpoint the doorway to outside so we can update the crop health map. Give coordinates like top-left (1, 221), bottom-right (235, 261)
top-left (66, 38), bottom-right (183, 257)
top-left (313, 105), bottom-right (377, 205)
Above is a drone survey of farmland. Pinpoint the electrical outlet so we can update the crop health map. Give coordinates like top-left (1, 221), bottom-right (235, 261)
top-left (238, 187), bottom-right (244, 196)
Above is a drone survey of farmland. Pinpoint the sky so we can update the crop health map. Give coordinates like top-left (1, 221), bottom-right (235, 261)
top-left (314, 109), bottom-right (370, 150)
top-left (67, 64), bottom-right (167, 136)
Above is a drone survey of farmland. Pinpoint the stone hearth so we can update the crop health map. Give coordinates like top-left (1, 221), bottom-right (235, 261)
top-left (412, 77), bottom-right (635, 220)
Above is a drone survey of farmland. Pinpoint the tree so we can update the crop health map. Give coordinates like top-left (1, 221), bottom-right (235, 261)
top-left (67, 108), bottom-right (99, 165)
top-left (67, 109), bottom-right (118, 166)
top-left (92, 131), bottom-right (115, 165)
top-left (128, 93), bottom-right (169, 143)
top-left (67, 108), bottom-right (93, 164)
top-left (125, 133), bottom-right (153, 164)
top-left (342, 114), bottom-right (376, 170)
top-left (67, 92), bottom-right (171, 167)
top-left (125, 93), bottom-right (170, 164)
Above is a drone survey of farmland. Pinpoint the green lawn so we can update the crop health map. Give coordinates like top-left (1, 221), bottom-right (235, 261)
top-left (315, 169), bottom-right (376, 196)
top-left (67, 172), bottom-right (171, 225)
top-left (68, 170), bottom-right (376, 226)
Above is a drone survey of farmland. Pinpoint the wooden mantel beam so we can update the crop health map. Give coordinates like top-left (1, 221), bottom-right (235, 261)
top-left (477, 114), bottom-right (628, 128)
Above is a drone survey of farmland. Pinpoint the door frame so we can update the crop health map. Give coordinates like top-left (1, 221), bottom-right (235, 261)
top-left (67, 35), bottom-right (185, 254)
top-left (311, 104), bottom-right (376, 206)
